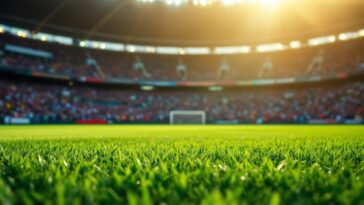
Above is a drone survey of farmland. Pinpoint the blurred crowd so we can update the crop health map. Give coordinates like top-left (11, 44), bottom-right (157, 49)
top-left (1, 80), bottom-right (363, 124)
top-left (1, 33), bottom-right (364, 82)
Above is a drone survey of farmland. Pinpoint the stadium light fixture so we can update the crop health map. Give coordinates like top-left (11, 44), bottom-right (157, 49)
top-left (209, 86), bottom-right (223, 91)
top-left (146, 46), bottom-right (156, 53)
top-left (214, 46), bottom-right (251, 54)
top-left (256, 43), bottom-right (285, 52)
top-left (155, 47), bottom-right (179, 54)
top-left (3, 23), bottom-right (364, 56)
top-left (53, 36), bottom-right (73, 46)
top-left (16, 31), bottom-right (28, 38)
top-left (184, 47), bottom-right (210, 55)
top-left (174, 0), bottom-right (182, 5)
top-left (40, 35), bottom-right (47, 42)
top-left (200, 0), bottom-right (208, 6)
top-left (358, 29), bottom-right (364, 37)
top-left (127, 45), bottom-right (136, 52)
top-left (289, 41), bottom-right (301, 49)
top-left (179, 48), bottom-right (185, 55)
top-left (308, 35), bottom-right (336, 47)
top-left (141, 85), bottom-right (154, 91)
top-left (338, 32), bottom-right (358, 41)
top-left (92, 42), bottom-right (101, 48)
top-left (329, 36), bottom-right (336, 42)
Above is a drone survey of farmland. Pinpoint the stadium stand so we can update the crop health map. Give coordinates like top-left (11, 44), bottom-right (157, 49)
top-left (1, 26), bottom-right (364, 125)
top-left (1, 33), bottom-right (364, 82)
top-left (1, 78), bottom-right (363, 124)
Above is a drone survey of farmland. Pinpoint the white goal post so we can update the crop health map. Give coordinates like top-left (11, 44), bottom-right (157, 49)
top-left (169, 110), bottom-right (206, 125)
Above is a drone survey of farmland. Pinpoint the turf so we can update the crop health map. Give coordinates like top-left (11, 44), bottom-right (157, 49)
top-left (0, 125), bottom-right (363, 205)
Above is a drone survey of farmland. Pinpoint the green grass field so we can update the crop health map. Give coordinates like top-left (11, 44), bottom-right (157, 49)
top-left (0, 125), bottom-right (363, 205)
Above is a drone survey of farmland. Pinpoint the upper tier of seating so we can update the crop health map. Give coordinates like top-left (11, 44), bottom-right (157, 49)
top-left (1, 33), bottom-right (364, 82)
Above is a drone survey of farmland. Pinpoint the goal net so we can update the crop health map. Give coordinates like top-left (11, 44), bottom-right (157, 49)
top-left (169, 110), bottom-right (206, 125)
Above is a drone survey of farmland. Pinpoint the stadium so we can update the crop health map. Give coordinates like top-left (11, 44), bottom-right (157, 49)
top-left (0, 0), bottom-right (363, 204)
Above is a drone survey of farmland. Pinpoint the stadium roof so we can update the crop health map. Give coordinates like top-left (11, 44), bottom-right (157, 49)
top-left (0, 0), bottom-right (364, 46)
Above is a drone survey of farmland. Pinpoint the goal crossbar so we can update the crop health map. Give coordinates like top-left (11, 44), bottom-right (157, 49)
top-left (169, 110), bottom-right (206, 125)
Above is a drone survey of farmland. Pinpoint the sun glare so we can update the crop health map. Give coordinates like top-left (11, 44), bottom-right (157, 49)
top-left (259, 0), bottom-right (280, 7)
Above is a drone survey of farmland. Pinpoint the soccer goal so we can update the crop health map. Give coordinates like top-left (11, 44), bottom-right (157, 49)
top-left (169, 110), bottom-right (206, 125)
